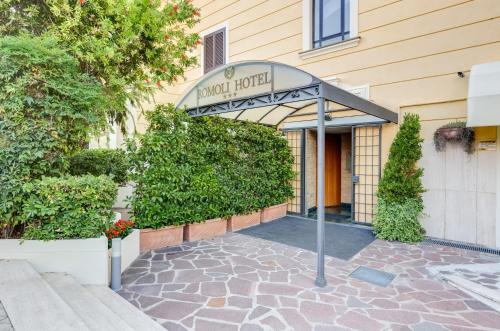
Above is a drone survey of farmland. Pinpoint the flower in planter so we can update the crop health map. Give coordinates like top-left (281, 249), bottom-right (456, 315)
top-left (105, 219), bottom-right (135, 241)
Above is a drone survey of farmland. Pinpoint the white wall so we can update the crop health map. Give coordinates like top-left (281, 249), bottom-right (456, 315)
top-left (420, 124), bottom-right (497, 247)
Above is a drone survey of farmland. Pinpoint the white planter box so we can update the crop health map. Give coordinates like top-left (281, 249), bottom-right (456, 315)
top-left (107, 229), bottom-right (140, 279)
top-left (113, 183), bottom-right (134, 209)
top-left (0, 237), bottom-right (108, 285)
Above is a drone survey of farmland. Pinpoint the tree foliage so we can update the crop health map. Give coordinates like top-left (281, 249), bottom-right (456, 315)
top-left (1, 0), bottom-right (200, 128)
top-left (374, 113), bottom-right (425, 242)
top-left (128, 105), bottom-right (295, 229)
top-left (0, 35), bottom-right (108, 238)
top-left (69, 148), bottom-right (130, 185)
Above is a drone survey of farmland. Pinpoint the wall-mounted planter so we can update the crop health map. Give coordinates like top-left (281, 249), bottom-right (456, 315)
top-left (261, 203), bottom-right (288, 223)
top-left (184, 218), bottom-right (227, 242)
top-left (228, 211), bottom-right (261, 231)
top-left (0, 237), bottom-right (108, 285)
top-left (434, 122), bottom-right (475, 154)
top-left (140, 225), bottom-right (183, 252)
top-left (436, 127), bottom-right (462, 139)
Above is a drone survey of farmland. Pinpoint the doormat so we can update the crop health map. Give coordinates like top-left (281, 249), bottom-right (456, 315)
top-left (349, 266), bottom-right (396, 287)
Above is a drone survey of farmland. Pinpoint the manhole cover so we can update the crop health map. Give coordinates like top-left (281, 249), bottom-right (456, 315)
top-left (349, 266), bottom-right (396, 287)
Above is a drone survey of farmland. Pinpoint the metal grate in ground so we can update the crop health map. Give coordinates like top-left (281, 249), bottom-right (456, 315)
top-left (349, 266), bottom-right (396, 287)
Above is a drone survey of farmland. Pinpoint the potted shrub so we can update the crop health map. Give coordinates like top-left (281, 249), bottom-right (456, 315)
top-left (234, 122), bottom-right (294, 223)
top-left (433, 121), bottom-right (475, 154)
top-left (127, 105), bottom-right (295, 246)
top-left (261, 203), bottom-right (288, 223)
top-left (0, 175), bottom-right (118, 284)
top-left (228, 211), bottom-right (261, 231)
top-left (184, 218), bottom-right (227, 241)
top-left (139, 225), bottom-right (184, 252)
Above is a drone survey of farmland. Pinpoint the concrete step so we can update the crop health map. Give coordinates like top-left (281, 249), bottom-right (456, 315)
top-left (42, 273), bottom-right (134, 331)
top-left (0, 260), bottom-right (89, 331)
top-left (85, 285), bottom-right (165, 331)
top-left (444, 275), bottom-right (500, 312)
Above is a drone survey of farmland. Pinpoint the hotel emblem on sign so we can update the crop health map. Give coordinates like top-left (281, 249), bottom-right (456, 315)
top-left (224, 66), bottom-right (235, 80)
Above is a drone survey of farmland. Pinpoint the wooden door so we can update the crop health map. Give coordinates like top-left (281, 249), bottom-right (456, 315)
top-left (325, 134), bottom-right (341, 206)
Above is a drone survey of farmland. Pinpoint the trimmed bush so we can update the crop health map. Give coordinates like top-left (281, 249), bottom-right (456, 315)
top-left (128, 104), bottom-right (294, 229)
top-left (21, 175), bottom-right (117, 240)
top-left (69, 149), bottom-right (129, 185)
top-left (374, 113), bottom-right (425, 243)
top-left (374, 198), bottom-right (425, 242)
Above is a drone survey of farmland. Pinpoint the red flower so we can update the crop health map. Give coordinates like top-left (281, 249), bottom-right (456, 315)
top-left (80, 0), bottom-right (87, 5)
top-left (170, 4), bottom-right (178, 16)
top-left (156, 81), bottom-right (162, 88)
top-left (193, 9), bottom-right (200, 17)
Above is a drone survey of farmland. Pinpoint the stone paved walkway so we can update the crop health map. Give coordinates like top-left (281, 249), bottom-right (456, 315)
top-left (119, 232), bottom-right (500, 331)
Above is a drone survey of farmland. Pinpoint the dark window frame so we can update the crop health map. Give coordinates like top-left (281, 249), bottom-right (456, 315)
top-left (313, 0), bottom-right (350, 49)
top-left (203, 27), bottom-right (226, 74)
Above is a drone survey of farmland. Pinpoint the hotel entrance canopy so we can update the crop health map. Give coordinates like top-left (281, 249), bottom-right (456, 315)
top-left (177, 61), bottom-right (398, 287)
top-left (177, 61), bottom-right (398, 125)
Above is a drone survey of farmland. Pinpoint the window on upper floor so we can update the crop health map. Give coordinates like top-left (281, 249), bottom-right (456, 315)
top-left (313, 0), bottom-right (350, 48)
top-left (203, 27), bottom-right (226, 74)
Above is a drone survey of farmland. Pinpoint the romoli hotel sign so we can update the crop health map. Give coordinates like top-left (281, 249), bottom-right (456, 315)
top-left (196, 65), bottom-right (272, 106)
top-left (178, 62), bottom-right (315, 109)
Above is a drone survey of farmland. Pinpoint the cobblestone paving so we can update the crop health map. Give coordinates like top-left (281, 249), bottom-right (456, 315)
top-left (0, 301), bottom-right (13, 331)
top-left (119, 232), bottom-right (500, 331)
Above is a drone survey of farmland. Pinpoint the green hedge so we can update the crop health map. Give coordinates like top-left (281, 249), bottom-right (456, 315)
top-left (21, 175), bottom-right (117, 240)
top-left (128, 105), bottom-right (294, 229)
top-left (69, 149), bottom-right (129, 185)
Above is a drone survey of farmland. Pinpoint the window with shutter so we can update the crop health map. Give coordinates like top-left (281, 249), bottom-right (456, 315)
top-left (203, 28), bottom-right (226, 74)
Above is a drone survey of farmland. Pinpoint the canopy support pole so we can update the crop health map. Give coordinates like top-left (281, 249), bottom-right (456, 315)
top-left (315, 97), bottom-right (327, 288)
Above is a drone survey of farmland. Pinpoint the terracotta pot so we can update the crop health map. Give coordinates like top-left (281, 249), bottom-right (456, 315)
top-left (261, 203), bottom-right (288, 223)
top-left (437, 127), bottom-right (462, 140)
top-left (140, 225), bottom-right (183, 252)
top-left (184, 218), bottom-right (227, 242)
top-left (228, 211), bottom-right (261, 231)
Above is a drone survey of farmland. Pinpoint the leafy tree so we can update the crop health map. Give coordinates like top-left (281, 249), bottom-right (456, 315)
top-left (374, 113), bottom-right (425, 242)
top-left (69, 149), bottom-right (130, 185)
top-left (0, 35), bottom-right (108, 238)
top-left (1, 0), bottom-right (200, 129)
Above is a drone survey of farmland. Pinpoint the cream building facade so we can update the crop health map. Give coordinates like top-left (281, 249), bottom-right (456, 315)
top-left (101, 0), bottom-right (500, 248)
